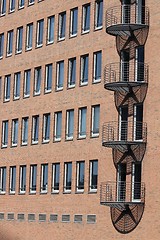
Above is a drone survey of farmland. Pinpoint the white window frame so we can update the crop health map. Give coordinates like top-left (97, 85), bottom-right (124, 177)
top-left (89, 160), bottom-right (98, 193)
top-left (52, 163), bottom-right (60, 193)
top-left (11, 119), bottom-right (18, 147)
top-left (45, 64), bottom-right (52, 93)
top-left (58, 12), bottom-right (66, 41)
top-left (19, 165), bottom-right (26, 194)
top-left (64, 162), bottom-right (72, 193)
top-left (4, 75), bottom-right (11, 101)
top-left (18, 0), bottom-right (25, 9)
top-left (56, 61), bottom-right (64, 91)
top-left (78, 107), bottom-right (87, 139)
top-left (26, 23), bottom-right (33, 51)
top-left (70, 8), bottom-right (78, 37)
top-left (13, 72), bottom-right (21, 100)
top-left (34, 67), bottom-right (41, 95)
top-left (41, 164), bottom-right (48, 193)
top-left (42, 113), bottom-right (50, 143)
top-left (82, 4), bottom-right (90, 34)
top-left (9, 0), bottom-right (15, 13)
top-left (76, 161), bottom-right (85, 193)
top-left (9, 166), bottom-right (16, 194)
top-left (0, 33), bottom-right (4, 59)
top-left (24, 69), bottom-right (31, 98)
top-left (95, 0), bottom-right (103, 30)
top-left (7, 30), bottom-right (13, 56)
top-left (21, 117), bottom-right (28, 145)
top-left (28, 0), bottom-right (34, 6)
top-left (54, 111), bottom-right (62, 142)
top-left (0, 167), bottom-right (6, 193)
top-left (68, 57), bottom-right (76, 88)
top-left (66, 110), bottom-right (74, 140)
top-left (80, 54), bottom-right (89, 86)
top-left (91, 105), bottom-right (100, 137)
top-left (30, 165), bottom-right (37, 193)
top-left (32, 115), bottom-right (39, 144)
top-left (0, 0), bottom-right (6, 16)
top-left (16, 26), bottom-right (23, 54)
top-left (36, 19), bottom-right (44, 47)
top-left (47, 15), bottom-right (54, 44)
top-left (2, 120), bottom-right (8, 147)
top-left (93, 51), bottom-right (102, 83)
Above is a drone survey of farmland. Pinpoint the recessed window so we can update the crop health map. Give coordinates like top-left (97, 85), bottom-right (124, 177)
top-left (18, 0), bottom-right (25, 9)
top-left (9, 0), bottom-right (15, 12)
top-left (76, 161), bottom-right (85, 192)
top-left (70, 8), bottom-right (78, 37)
top-left (9, 166), bottom-right (16, 194)
top-left (0, 0), bottom-right (6, 15)
top-left (32, 115), bottom-right (39, 144)
top-left (34, 66), bottom-right (41, 95)
top-left (28, 0), bottom-right (34, 6)
top-left (7, 30), bottom-right (13, 56)
top-left (93, 51), bottom-right (102, 83)
top-left (47, 15), bottom-right (54, 44)
top-left (64, 162), bottom-right (72, 193)
top-left (68, 57), bottom-right (76, 88)
top-left (13, 72), bottom-right (21, 100)
top-left (21, 117), bottom-right (28, 145)
top-left (80, 54), bottom-right (89, 85)
top-left (66, 109), bottom-right (74, 140)
top-left (54, 111), bottom-right (62, 141)
top-left (82, 4), bottom-right (90, 33)
top-left (45, 64), bottom-right (52, 93)
top-left (11, 119), bottom-right (18, 146)
top-left (16, 27), bottom-right (23, 54)
top-left (91, 105), bottom-right (100, 137)
top-left (0, 33), bottom-right (4, 59)
top-left (78, 107), bottom-right (87, 138)
top-left (42, 113), bottom-right (50, 143)
top-left (24, 69), bottom-right (31, 98)
top-left (41, 164), bottom-right (48, 193)
top-left (52, 163), bottom-right (60, 193)
top-left (95, 0), bottom-right (103, 30)
top-left (26, 23), bottom-right (33, 51)
top-left (56, 61), bottom-right (64, 91)
top-left (4, 75), bottom-right (11, 101)
top-left (0, 167), bottom-right (6, 193)
top-left (19, 165), bottom-right (26, 194)
top-left (58, 12), bottom-right (66, 41)
top-left (36, 19), bottom-right (44, 47)
top-left (2, 120), bottom-right (8, 147)
top-left (30, 165), bottom-right (37, 193)
top-left (89, 160), bottom-right (98, 192)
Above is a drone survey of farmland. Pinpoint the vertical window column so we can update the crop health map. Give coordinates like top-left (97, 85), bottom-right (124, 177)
top-left (30, 165), bottom-right (37, 193)
top-left (34, 67), bottom-right (41, 95)
top-left (7, 30), bottom-right (13, 56)
top-left (26, 23), bottom-right (33, 50)
top-left (14, 72), bottom-right (21, 100)
top-left (91, 105), bottom-right (100, 137)
top-left (45, 64), bottom-right (52, 93)
top-left (52, 163), bottom-right (60, 193)
top-left (9, 166), bottom-right (16, 194)
top-left (95, 0), bottom-right (103, 29)
top-left (68, 58), bottom-right (76, 88)
top-left (64, 162), bottom-right (72, 193)
top-left (80, 54), bottom-right (89, 85)
top-left (0, 167), bottom-right (6, 193)
top-left (47, 16), bottom-right (54, 44)
top-left (32, 115), bottom-right (39, 144)
top-left (24, 69), bottom-right (31, 97)
top-left (54, 111), bottom-right (62, 141)
top-left (66, 110), bottom-right (74, 140)
top-left (4, 75), bottom-right (11, 101)
top-left (78, 107), bottom-right (87, 138)
top-left (36, 19), bottom-right (44, 47)
top-left (56, 61), bottom-right (64, 90)
top-left (41, 164), bottom-right (48, 193)
top-left (76, 161), bottom-right (85, 192)
top-left (11, 119), bottom-right (18, 146)
top-left (70, 8), bottom-right (78, 37)
top-left (82, 4), bottom-right (90, 33)
top-left (89, 160), bottom-right (98, 192)
top-left (19, 165), bottom-right (26, 194)
top-left (2, 120), bottom-right (8, 147)
top-left (42, 113), bottom-right (50, 143)
top-left (16, 26), bottom-right (23, 53)
top-left (93, 51), bottom-right (102, 83)
top-left (0, 0), bottom-right (6, 16)
top-left (58, 12), bottom-right (66, 40)
top-left (0, 33), bottom-right (4, 58)
top-left (21, 117), bottom-right (28, 145)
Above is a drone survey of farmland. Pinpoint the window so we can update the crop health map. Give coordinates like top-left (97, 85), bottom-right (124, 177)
top-left (9, 0), bottom-right (15, 12)
top-left (76, 161), bottom-right (85, 192)
top-left (52, 163), bottom-right (60, 193)
top-left (0, 0), bottom-right (6, 15)
top-left (66, 110), bottom-right (74, 140)
top-left (54, 111), bottom-right (62, 141)
top-left (36, 19), bottom-right (44, 47)
top-left (24, 69), bottom-right (31, 97)
top-left (7, 30), bottom-right (13, 56)
top-left (0, 167), bottom-right (6, 193)
top-left (13, 72), bottom-right (21, 99)
top-left (4, 75), bottom-right (11, 101)
top-left (19, 165), bottom-right (26, 193)
top-left (93, 51), bottom-right (102, 83)
top-left (47, 15), bottom-right (54, 44)
top-left (30, 165), bottom-right (37, 193)
top-left (91, 105), bottom-right (100, 137)
top-left (28, 0), bottom-right (34, 5)
top-left (2, 120), bottom-right (8, 147)
top-left (80, 54), bottom-right (89, 85)
top-left (95, 0), bottom-right (103, 29)
top-left (26, 23), bottom-right (33, 50)
top-left (42, 113), bottom-right (50, 142)
top-left (9, 166), bottom-right (16, 194)
top-left (16, 27), bottom-right (23, 53)
top-left (82, 4), bottom-right (90, 33)
top-left (45, 64), bottom-right (52, 93)
top-left (70, 8), bottom-right (78, 37)
top-left (56, 61), bottom-right (64, 90)
top-left (68, 58), bottom-right (76, 88)
top-left (32, 115), bottom-right (39, 144)
top-left (64, 162), bottom-right (72, 192)
top-left (89, 160), bottom-right (98, 192)
top-left (78, 107), bottom-right (87, 138)
top-left (34, 66), bottom-right (41, 95)
top-left (41, 164), bottom-right (48, 193)
top-left (11, 119), bottom-right (18, 146)
top-left (0, 33), bottom-right (4, 58)
top-left (18, 0), bottom-right (24, 9)
top-left (21, 117), bottom-right (28, 145)
top-left (58, 12), bottom-right (66, 40)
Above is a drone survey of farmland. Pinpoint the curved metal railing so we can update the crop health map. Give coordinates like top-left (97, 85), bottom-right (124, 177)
top-left (100, 181), bottom-right (145, 204)
top-left (102, 121), bottom-right (147, 144)
top-left (104, 62), bottom-right (149, 86)
top-left (106, 5), bottom-right (149, 30)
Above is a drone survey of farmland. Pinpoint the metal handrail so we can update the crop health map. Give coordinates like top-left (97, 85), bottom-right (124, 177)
top-left (106, 5), bottom-right (149, 29)
top-left (102, 121), bottom-right (147, 144)
top-left (100, 181), bottom-right (145, 204)
top-left (104, 62), bottom-right (148, 85)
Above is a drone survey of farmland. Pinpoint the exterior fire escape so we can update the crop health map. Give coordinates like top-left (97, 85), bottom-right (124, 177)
top-left (101, 0), bottom-right (149, 234)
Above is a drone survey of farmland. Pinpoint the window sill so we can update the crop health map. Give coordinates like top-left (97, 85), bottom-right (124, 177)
top-left (77, 136), bottom-right (86, 140)
top-left (26, 47), bottom-right (32, 52)
top-left (9, 192), bottom-right (16, 195)
top-left (81, 30), bottom-right (90, 35)
top-left (67, 84), bottom-right (75, 89)
top-left (53, 138), bottom-right (61, 143)
top-left (1, 145), bottom-right (8, 149)
top-left (8, 10), bottom-right (15, 14)
top-left (65, 137), bottom-right (73, 142)
top-left (57, 37), bottom-right (65, 42)
top-left (94, 26), bottom-right (103, 31)
top-left (29, 191), bottom-right (36, 195)
top-left (91, 133), bottom-right (99, 138)
top-left (80, 82), bottom-right (88, 87)
top-left (92, 79), bottom-right (101, 84)
top-left (3, 99), bottom-right (10, 103)
top-left (31, 141), bottom-right (38, 145)
top-left (6, 53), bottom-right (12, 58)
top-left (69, 33), bottom-right (77, 39)
top-left (44, 89), bottom-right (52, 94)
top-left (76, 190), bottom-right (84, 194)
top-left (18, 6), bottom-right (25, 10)
top-left (21, 142), bottom-right (28, 146)
top-left (28, 3), bottom-right (35, 7)
top-left (33, 92), bottom-right (41, 97)
top-left (46, 41), bottom-right (54, 46)
top-left (15, 50), bottom-right (22, 55)
top-left (63, 190), bottom-right (71, 194)
top-left (11, 144), bottom-right (18, 148)
top-left (55, 87), bottom-right (63, 92)
top-left (19, 192), bottom-right (26, 195)
top-left (23, 94), bottom-right (30, 99)
top-left (88, 190), bottom-right (97, 194)
top-left (13, 97), bottom-right (20, 101)
top-left (51, 191), bottom-right (59, 194)
top-left (40, 191), bottom-right (48, 194)
top-left (0, 192), bottom-right (6, 195)
top-left (42, 140), bottom-right (50, 144)
top-left (36, 44), bottom-right (43, 49)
